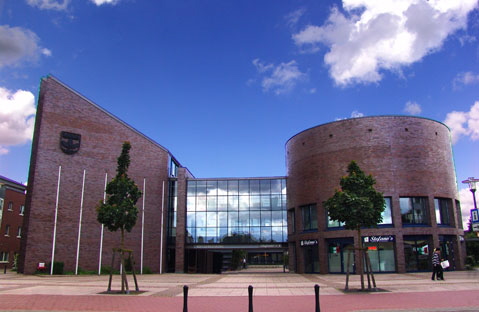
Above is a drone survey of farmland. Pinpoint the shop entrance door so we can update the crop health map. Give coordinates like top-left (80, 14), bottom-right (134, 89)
top-left (327, 238), bottom-right (355, 273)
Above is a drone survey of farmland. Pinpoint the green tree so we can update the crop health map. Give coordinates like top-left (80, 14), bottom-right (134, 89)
top-left (97, 142), bottom-right (142, 250)
top-left (323, 161), bottom-right (385, 290)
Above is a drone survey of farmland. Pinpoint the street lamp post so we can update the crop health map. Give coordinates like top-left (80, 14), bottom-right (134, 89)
top-left (462, 177), bottom-right (479, 211)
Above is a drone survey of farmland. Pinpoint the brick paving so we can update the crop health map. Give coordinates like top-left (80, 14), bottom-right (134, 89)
top-left (0, 269), bottom-right (478, 311)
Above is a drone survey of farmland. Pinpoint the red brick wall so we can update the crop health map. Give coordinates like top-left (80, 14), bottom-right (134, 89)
top-left (286, 116), bottom-right (464, 273)
top-left (19, 76), bottom-right (172, 274)
top-left (0, 187), bottom-right (25, 268)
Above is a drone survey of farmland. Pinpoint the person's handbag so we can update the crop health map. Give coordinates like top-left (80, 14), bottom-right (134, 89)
top-left (440, 260), bottom-right (450, 269)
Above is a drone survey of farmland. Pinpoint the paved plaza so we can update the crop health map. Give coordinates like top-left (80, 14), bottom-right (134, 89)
top-left (0, 268), bottom-right (478, 311)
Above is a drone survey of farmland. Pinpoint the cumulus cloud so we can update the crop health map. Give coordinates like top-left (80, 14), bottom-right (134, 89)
top-left (252, 59), bottom-right (306, 95)
top-left (0, 25), bottom-right (51, 68)
top-left (404, 101), bottom-right (422, 115)
top-left (459, 188), bottom-right (475, 230)
top-left (0, 87), bottom-right (36, 155)
top-left (90, 0), bottom-right (120, 5)
top-left (26, 0), bottom-right (70, 10)
top-left (453, 71), bottom-right (479, 89)
top-left (444, 101), bottom-right (479, 144)
top-left (293, 0), bottom-right (479, 86)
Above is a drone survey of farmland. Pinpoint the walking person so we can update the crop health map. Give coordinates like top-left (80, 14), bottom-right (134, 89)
top-left (431, 247), bottom-right (444, 281)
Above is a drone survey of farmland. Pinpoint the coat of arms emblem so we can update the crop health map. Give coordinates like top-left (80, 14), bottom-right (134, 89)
top-left (60, 131), bottom-right (81, 155)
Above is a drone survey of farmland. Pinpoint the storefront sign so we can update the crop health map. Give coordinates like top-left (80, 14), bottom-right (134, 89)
top-left (363, 235), bottom-right (395, 243)
top-left (300, 239), bottom-right (318, 246)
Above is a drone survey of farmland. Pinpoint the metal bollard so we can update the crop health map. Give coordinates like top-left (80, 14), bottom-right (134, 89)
top-left (248, 285), bottom-right (253, 312)
top-left (183, 285), bottom-right (189, 312)
top-left (314, 284), bottom-right (320, 312)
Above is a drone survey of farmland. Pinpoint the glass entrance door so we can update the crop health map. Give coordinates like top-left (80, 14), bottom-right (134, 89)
top-left (328, 239), bottom-right (355, 273)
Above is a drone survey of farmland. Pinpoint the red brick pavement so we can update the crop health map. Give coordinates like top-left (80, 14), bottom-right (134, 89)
top-left (0, 290), bottom-right (478, 312)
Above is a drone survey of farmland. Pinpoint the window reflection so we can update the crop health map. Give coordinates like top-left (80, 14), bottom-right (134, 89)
top-left (186, 178), bottom-right (287, 244)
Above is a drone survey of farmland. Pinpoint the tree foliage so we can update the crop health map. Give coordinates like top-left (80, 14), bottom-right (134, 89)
top-left (324, 161), bottom-right (385, 231)
top-left (97, 142), bottom-right (142, 248)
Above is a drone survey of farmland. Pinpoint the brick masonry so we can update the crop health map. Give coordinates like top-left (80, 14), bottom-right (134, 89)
top-left (286, 116), bottom-right (465, 273)
top-left (19, 76), bottom-right (172, 274)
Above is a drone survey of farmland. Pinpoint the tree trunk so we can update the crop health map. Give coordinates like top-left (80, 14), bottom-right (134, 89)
top-left (357, 227), bottom-right (364, 290)
top-left (121, 228), bottom-right (125, 250)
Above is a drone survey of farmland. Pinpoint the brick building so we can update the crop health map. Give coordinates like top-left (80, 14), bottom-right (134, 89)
top-left (18, 76), bottom-right (465, 274)
top-left (286, 117), bottom-right (465, 273)
top-left (0, 175), bottom-right (26, 269)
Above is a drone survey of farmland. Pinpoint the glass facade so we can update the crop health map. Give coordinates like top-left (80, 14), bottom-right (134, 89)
top-left (186, 178), bottom-right (287, 244)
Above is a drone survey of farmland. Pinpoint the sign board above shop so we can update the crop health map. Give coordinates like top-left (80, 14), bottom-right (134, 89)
top-left (363, 235), bottom-right (395, 243)
top-left (300, 239), bottom-right (318, 246)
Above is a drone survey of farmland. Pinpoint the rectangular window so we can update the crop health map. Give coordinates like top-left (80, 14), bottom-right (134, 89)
top-left (4, 224), bottom-right (10, 236)
top-left (455, 200), bottom-right (463, 229)
top-left (435, 198), bottom-right (452, 225)
top-left (301, 204), bottom-right (317, 231)
top-left (17, 226), bottom-right (22, 238)
top-left (0, 251), bottom-right (8, 262)
top-left (19, 205), bottom-right (25, 216)
top-left (380, 197), bottom-right (393, 225)
top-left (327, 215), bottom-right (344, 228)
top-left (400, 197), bottom-right (429, 225)
top-left (8, 202), bottom-right (13, 211)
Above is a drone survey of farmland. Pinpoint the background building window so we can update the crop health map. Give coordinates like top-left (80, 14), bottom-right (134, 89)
top-left (7, 202), bottom-right (13, 211)
top-left (17, 226), bottom-right (22, 238)
top-left (0, 251), bottom-right (8, 262)
top-left (19, 205), bottom-right (25, 215)
top-left (435, 198), bottom-right (452, 225)
top-left (301, 204), bottom-right (317, 231)
top-left (4, 225), bottom-right (10, 236)
top-left (400, 197), bottom-right (429, 225)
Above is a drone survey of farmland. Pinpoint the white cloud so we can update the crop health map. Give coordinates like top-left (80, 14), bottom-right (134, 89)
top-left (26, 0), bottom-right (70, 10)
top-left (459, 187), bottom-right (476, 230)
top-left (293, 0), bottom-right (478, 86)
top-left (335, 110), bottom-right (365, 120)
top-left (404, 101), bottom-right (422, 115)
top-left (0, 25), bottom-right (51, 68)
top-left (90, 0), bottom-right (120, 5)
top-left (285, 8), bottom-right (306, 28)
top-left (444, 101), bottom-right (479, 144)
top-left (350, 110), bottom-right (364, 118)
top-left (453, 71), bottom-right (479, 89)
top-left (252, 59), bottom-right (306, 95)
top-left (0, 87), bottom-right (36, 154)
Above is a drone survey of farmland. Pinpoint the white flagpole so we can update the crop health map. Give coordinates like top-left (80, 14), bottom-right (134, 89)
top-left (98, 172), bottom-right (107, 275)
top-left (51, 165), bottom-right (62, 275)
top-left (160, 180), bottom-right (165, 274)
top-left (140, 178), bottom-right (146, 274)
top-left (75, 169), bottom-right (86, 275)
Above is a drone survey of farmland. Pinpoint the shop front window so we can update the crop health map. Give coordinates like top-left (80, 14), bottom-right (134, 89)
top-left (403, 235), bottom-right (432, 271)
top-left (363, 236), bottom-right (396, 272)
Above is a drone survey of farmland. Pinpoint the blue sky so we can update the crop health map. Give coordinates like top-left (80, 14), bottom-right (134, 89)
top-left (1, 0), bottom-right (478, 227)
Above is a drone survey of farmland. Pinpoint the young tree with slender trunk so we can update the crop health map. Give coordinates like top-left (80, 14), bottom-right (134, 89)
top-left (97, 142), bottom-right (141, 292)
top-left (324, 161), bottom-right (385, 290)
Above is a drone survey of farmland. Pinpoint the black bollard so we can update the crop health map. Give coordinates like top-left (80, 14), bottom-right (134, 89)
top-left (248, 285), bottom-right (253, 312)
top-left (183, 285), bottom-right (189, 312)
top-left (314, 284), bottom-right (320, 312)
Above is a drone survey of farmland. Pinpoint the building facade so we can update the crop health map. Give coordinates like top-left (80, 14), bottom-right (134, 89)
top-left (0, 175), bottom-right (26, 269)
top-left (18, 76), bottom-right (465, 274)
top-left (286, 117), bottom-right (465, 273)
